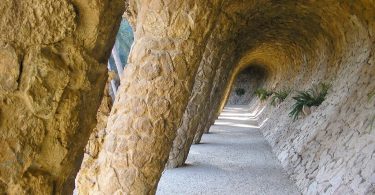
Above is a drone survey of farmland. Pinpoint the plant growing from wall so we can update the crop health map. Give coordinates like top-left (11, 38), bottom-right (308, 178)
top-left (255, 88), bottom-right (273, 101)
top-left (289, 83), bottom-right (331, 121)
top-left (270, 89), bottom-right (290, 106)
top-left (235, 88), bottom-right (246, 96)
top-left (368, 91), bottom-right (375, 101)
top-left (368, 90), bottom-right (375, 132)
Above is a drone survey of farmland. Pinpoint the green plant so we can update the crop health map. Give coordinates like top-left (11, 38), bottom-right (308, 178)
top-left (369, 115), bottom-right (375, 132)
top-left (289, 83), bottom-right (331, 121)
top-left (368, 91), bottom-right (375, 101)
top-left (270, 89), bottom-right (290, 106)
top-left (235, 88), bottom-right (246, 96)
top-left (255, 88), bottom-right (273, 101)
top-left (369, 90), bottom-right (375, 132)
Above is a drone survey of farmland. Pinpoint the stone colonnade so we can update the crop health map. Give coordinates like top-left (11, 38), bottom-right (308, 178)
top-left (0, 0), bottom-right (374, 194)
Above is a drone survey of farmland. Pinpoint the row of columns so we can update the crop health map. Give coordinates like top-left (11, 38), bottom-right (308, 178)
top-left (76, 1), bottom-right (241, 194)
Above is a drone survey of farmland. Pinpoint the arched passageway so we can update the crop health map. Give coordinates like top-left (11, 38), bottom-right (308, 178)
top-left (226, 65), bottom-right (267, 105)
top-left (0, 1), bottom-right (374, 194)
top-left (158, 106), bottom-right (299, 194)
top-left (157, 68), bottom-right (297, 194)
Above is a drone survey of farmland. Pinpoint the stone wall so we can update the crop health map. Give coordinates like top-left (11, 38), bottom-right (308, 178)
top-left (255, 43), bottom-right (375, 194)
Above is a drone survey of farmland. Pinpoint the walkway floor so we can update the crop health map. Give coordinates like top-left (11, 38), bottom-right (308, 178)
top-left (157, 105), bottom-right (300, 195)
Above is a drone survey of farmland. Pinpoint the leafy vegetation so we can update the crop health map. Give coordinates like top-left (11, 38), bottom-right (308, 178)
top-left (235, 88), bottom-right (246, 96)
top-left (289, 83), bottom-right (331, 121)
top-left (369, 114), bottom-right (375, 132)
top-left (270, 89), bottom-right (290, 106)
top-left (255, 88), bottom-right (273, 101)
top-left (368, 91), bottom-right (375, 101)
top-left (369, 90), bottom-right (375, 132)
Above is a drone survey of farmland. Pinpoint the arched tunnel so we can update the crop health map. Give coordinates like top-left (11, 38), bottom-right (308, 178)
top-left (226, 65), bottom-right (268, 105)
top-left (0, 0), bottom-right (374, 194)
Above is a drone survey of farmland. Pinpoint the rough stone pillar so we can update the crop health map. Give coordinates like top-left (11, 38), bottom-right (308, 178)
top-left (166, 14), bottom-right (238, 167)
top-left (196, 58), bottom-right (245, 140)
top-left (193, 57), bottom-right (235, 143)
top-left (75, 82), bottom-right (113, 195)
top-left (204, 68), bottom-right (237, 133)
top-left (0, 0), bottom-right (124, 194)
top-left (165, 55), bottom-right (218, 168)
top-left (78, 1), bottom-right (223, 194)
top-left (203, 75), bottom-right (231, 134)
top-left (166, 39), bottom-right (221, 168)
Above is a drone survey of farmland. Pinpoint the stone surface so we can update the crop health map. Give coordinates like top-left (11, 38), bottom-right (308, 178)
top-left (75, 83), bottom-right (113, 195)
top-left (222, 2), bottom-right (375, 194)
top-left (0, 44), bottom-right (19, 92)
top-left (166, 18), bottom-right (237, 168)
top-left (77, 1), bottom-right (225, 194)
top-left (1, 0), bottom-right (375, 194)
top-left (0, 0), bottom-right (124, 193)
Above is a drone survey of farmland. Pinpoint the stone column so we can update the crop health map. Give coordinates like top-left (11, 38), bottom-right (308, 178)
top-left (78, 1), bottom-right (223, 194)
top-left (75, 82), bottom-right (113, 195)
top-left (166, 15), bottom-right (237, 167)
top-left (204, 68), bottom-right (237, 133)
top-left (0, 0), bottom-right (124, 194)
top-left (166, 38), bottom-right (221, 168)
top-left (193, 54), bottom-right (235, 143)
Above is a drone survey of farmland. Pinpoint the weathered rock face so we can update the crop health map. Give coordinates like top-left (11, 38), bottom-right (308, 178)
top-left (0, 0), bottom-right (124, 193)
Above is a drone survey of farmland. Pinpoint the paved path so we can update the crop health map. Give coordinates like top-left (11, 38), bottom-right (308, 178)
top-left (157, 105), bottom-right (300, 195)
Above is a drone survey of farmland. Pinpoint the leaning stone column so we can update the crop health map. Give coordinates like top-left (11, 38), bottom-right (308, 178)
top-left (79, 1), bottom-right (223, 194)
top-left (166, 15), bottom-right (238, 167)
top-left (166, 37), bottom-right (221, 168)
top-left (204, 68), bottom-right (237, 133)
top-left (193, 54), bottom-right (235, 143)
top-left (0, 0), bottom-right (123, 194)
